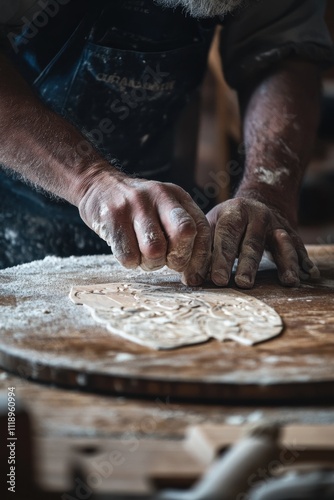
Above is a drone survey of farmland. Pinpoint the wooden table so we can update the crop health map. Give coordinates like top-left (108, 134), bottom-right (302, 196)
top-left (0, 246), bottom-right (333, 402)
top-left (0, 245), bottom-right (333, 497)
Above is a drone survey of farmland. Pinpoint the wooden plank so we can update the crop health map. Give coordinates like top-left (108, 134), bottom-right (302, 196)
top-left (0, 374), bottom-right (333, 496)
top-left (185, 425), bottom-right (334, 464)
top-left (34, 425), bottom-right (334, 494)
top-left (0, 246), bottom-right (333, 401)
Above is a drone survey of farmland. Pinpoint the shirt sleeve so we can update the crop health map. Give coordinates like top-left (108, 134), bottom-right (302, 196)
top-left (220, 0), bottom-right (334, 89)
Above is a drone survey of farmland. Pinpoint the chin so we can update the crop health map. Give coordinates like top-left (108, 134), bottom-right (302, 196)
top-left (154, 0), bottom-right (244, 18)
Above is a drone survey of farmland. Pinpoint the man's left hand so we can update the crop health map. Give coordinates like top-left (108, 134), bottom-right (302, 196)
top-left (206, 197), bottom-right (319, 289)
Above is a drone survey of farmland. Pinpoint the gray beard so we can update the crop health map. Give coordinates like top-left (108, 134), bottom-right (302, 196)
top-left (154, 0), bottom-right (245, 18)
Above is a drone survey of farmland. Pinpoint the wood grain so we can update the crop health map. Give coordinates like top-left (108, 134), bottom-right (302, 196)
top-left (0, 245), bottom-right (333, 402)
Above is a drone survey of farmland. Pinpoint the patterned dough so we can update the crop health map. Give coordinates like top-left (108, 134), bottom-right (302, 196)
top-left (69, 283), bottom-right (283, 350)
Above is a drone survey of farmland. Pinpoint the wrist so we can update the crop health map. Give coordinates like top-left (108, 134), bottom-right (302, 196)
top-left (235, 184), bottom-right (299, 228)
top-left (70, 160), bottom-right (125, 207)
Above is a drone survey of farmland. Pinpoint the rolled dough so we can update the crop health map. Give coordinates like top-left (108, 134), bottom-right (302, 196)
top-left (69, 283), bottom-right (283, 350)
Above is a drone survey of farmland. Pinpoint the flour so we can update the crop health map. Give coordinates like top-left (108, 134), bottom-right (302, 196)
top-left (143, 231), bottom-right (160, 245)
top-left (93, 204), bottom-right (113, 246)
top-left (255, 166), bottom-right (290, 186)
top-left (169, 207), bottom-right (191, 227)
top-left (0, 254), bottom-right (179, 339)
top-left (0, 255), bottom-right (177, 378)
top-left (1, 252), bottom-right (333, 394)
top-left (99, 203), bottom-right (109, 217)
top-left (92, 220), bottom-right (110, 245)
top-left (134, 220), bottom-right (161, 248)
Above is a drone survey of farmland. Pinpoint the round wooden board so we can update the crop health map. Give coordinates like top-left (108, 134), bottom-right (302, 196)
top-left (0, 246), bottom-right (333, 402)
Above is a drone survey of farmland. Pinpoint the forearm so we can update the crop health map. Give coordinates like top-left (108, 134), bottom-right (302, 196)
top-left (0, 53), bottom-right (119, 205)
top-left (0, 55), bottom-right (212, 284)
top-left (237, 60), bottom-right (322, 226)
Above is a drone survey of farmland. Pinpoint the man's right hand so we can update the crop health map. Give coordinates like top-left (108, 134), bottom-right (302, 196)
top-left (0, 53), bottom-right (211, 285)
top-left (77, 171), bottom-right (212, 287)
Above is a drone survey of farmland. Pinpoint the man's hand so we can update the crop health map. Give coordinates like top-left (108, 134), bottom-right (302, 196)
top-left (207, 197), bottom-right (319, 289)
top-left (0, 54), bottom-right (211, 285)
top-left (78, 171), bottom-right (212, 286)
top-left (210, 60), bottom-right (323, 289)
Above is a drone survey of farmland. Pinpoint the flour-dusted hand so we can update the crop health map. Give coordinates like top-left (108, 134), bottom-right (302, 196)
top-left (206, 197), bottom-right (319, 289)
top-left (78, 171), bottom-right (212, 286)
top-left (204, 59), bottom-right (323, 290)
top-left (0, 55), bottom-right (211, 284)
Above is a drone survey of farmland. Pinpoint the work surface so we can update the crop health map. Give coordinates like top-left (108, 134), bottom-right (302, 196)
top-left (0, 245), bottom-right (333, 402)
top-left (0, 246), bottom-right (334, 496)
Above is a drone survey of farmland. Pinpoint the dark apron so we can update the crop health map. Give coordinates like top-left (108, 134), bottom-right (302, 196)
top-left (0, 0), bottom-right (215, 268)
top-left (12, 0), bottom-right (214, 184)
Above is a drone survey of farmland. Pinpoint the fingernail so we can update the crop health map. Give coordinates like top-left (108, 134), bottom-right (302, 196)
top-left (281, 271), bottom-right (300, 286)
top-left (235, 274), bottom-right (252, 289)
top-left (308, 265), bottom-right (320, 280)
top-left (302, 259), bottom-right (320, 278)
top-left (300, 265), bottom-right (320, 280)
top-left (212, 271), bottom-right (229, 286)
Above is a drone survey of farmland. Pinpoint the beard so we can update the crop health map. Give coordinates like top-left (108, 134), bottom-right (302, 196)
top-left (154, 0), bottom-right (245, 18)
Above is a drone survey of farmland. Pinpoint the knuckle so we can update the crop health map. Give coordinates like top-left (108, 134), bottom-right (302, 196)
top-left (231, 197), bottom-right (271, 222)
top-left (106, 195), bottom-right (132, 219)
top-left (149, 181), bottom-right (177, 201)
top-left (180, 191), bottom-right (194, 204)
top-left (219, 205), bottom-right (245, 228)
top-left (112, 204), bottom-right (128, 220)
top-left (168, 207), bottom-right (197, 238)
top-left (165, 182), bottom-right (188, 197)
top-left (217, 219), bottom-right (241, 238)
top-left (200, 223), bottom-right (212, 243)
top-left (176, 217), bottom-right (197, 238)
top-left (145, 180), bottom-right (162, 193)
top-left (142, 237), bottom-right (166, 260)
top-left (239, 254), bottom-right (260, 271)
top-left (242, 238), bottom-right (263, 257)
top-left (129, 189), bottom-right (149, 208)
top-left (276, 229), bottom-right (290, 242)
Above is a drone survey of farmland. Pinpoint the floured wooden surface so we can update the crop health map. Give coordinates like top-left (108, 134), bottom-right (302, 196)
top-left (0, 245), bottom-right (333, 401)
top-left (70, 283), bottom-right (283, 349)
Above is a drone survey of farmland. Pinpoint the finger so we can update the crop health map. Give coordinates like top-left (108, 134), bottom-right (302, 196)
top-left (210, 208), bottom-right (246, 287)
top-left (288, 232), bottom-right (320, 279)
top-left (179, 200), bottom-right (212, 287)
top-left (158, 204), bottom-right (197, 272)
top-left (235, 223), bottom-right (266, 289)
top-left (133, 216), bottom-right (167, 271)
top-left (93, 216), bottom-right (141, 269)
top-left (268, 229), bottom-right (300, 286)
